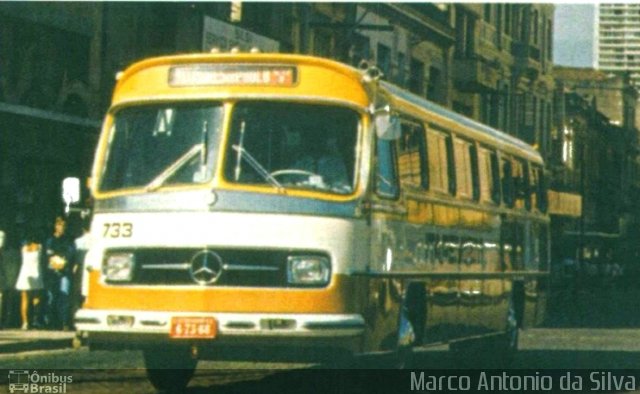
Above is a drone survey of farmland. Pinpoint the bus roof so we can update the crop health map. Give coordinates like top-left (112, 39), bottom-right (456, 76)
top-left (381, 81), bottom-right (543, 164)
top-left (115, 52), bottom-right (542, 164)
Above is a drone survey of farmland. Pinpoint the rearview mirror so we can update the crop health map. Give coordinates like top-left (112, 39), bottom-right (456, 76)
top-left (375, 111), bottom-right (401, 140)
top-left (62, 177), bottom-right (81, 213)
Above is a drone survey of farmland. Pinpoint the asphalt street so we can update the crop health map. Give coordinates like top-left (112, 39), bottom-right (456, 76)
top-left (2, 328), bottom-right (640, 393)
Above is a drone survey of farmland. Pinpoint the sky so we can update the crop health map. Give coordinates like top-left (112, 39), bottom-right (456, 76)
top-left (553, 4), bottom-right (596, 68)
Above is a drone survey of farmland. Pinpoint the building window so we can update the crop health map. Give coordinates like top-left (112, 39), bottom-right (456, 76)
top-left (350, 33), bottom-right (370, 67)
top-left (377, 43), bottom-right (391, 78)
top-left (427, 67), bottom-right (442, 103)
top-left (505, 4), bottom-right (512, 35)
top-left (453, 101), bottom-right (473, 118)
top-left (456, 11), bottom-right (476, 58)
top-left (562, 125), bottom-right (574, 169)
top-left (409, 58), bottom-right (425, 96)
top-left (313, 30), bottom-right (332, 57)
top-left (532, 10), bottom-right (539, 45)
top-left (547, 20), bottom-right (553, 63)
top-left (484, 4), bottom-right (492, 23)
top-left (396, 52), bottom-right (406, 86)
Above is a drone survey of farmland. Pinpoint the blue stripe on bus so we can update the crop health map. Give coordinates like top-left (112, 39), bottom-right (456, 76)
top-left (94, 189), bottom-right (359, 217)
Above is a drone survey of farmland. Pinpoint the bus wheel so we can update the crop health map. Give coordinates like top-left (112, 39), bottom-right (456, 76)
top-left (143, 347), bottom-right (197, 393)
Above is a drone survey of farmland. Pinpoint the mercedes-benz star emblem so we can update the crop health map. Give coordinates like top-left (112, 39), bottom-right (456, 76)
top-left (189, 250), bottom-right (223, 285)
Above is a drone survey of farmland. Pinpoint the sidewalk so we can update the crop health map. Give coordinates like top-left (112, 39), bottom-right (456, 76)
top-left (0, 329), bottom-right (76, 354)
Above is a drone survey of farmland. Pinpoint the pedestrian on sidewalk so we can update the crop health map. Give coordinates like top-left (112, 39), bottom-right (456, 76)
top-left (15, 233), bottom-right (44, 330)
top-left (43, 217), bottom-right (75, 331)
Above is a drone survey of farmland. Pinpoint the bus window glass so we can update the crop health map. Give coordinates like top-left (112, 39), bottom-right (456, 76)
top-left (529, 164), bottom-right (539, 210)
top-left (426, 128), bottom-right (449, 194)
top-left (453, 138), bottom-right (473, 199)
top-left (532, 165), bottom-right (548, 212)
top-left (469, 144), bottom-right (480, 200)
top-left (397, 121), bottom-right (427, 189)
top-left (501, 157), bottom-right (514, 207)
top-left (490, 151), bottom-right (501, 203)
top-left (101, 103), bottom-right (223, 192)
top-left (224, 102), bottom-right (359, 195)
top-left (513, 159), bottom-right (530, 210)
top-left (375, 137), bottom-right (399, 198)
top-left (446, 135), bottom-right (456, 195)
top-left (478, 147), bottom-right (498, 204)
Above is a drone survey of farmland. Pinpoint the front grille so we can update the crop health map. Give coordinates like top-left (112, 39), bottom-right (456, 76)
top-left (103, 248), bottom-right (327, 288)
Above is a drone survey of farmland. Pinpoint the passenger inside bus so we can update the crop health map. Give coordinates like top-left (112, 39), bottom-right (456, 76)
top-left (290, 133), bottom-right (349, 192)
top-left (225, 102), bottom-right (357, 194)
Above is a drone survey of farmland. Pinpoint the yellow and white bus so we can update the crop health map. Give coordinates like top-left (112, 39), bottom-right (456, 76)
top-left (72, 52), bottom-right (549, 391)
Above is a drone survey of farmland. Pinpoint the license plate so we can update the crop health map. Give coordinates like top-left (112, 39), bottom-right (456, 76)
top-left (170, 317), bottom-right (217, 339)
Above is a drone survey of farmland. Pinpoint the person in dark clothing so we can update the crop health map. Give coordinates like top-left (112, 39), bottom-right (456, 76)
top-left (43, 217), bottom-right (75, 330)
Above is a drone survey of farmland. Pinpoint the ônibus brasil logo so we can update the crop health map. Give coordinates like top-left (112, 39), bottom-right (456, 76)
top-left (8, 370), bottom-right (72, 393)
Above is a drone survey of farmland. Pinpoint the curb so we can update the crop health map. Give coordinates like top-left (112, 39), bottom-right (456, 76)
top-left (0, 338), bottom-right (73, 354)
top-left (0, 331), bottom-right (76, 355)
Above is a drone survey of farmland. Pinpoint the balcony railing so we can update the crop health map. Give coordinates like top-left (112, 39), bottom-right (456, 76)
top-left (477, 20), bottom-right (512, 52)
top-left (478, 21), bottom-right (499, 48)
top-left (512, 41), bottom-right (541, 62)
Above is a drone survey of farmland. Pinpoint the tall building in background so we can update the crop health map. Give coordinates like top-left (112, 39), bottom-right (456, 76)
top-left (595, 3), bottom-right (640, 90)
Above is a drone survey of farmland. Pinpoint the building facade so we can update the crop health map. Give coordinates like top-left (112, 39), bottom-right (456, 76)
top-left (0, 4), bottom-right (103, 246)
top-left (595, 3), bottom-right (640, 92)
top-left (551, 66), bottom-right (640, 270)
top-left (452, 4), bottom-right (555, 163)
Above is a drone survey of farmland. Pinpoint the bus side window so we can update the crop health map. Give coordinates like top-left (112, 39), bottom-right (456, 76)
top-left (529, 163), bottom-right (548, 212)
top-left (469, 143), bottom-right (480, 201)
top-left (453, 137), bottom-right (474, 200)
top-left (536, 166), bottom-right (548, 212)
top-left (397, 120), bottom-right (427, 189)
top-left (375, 137), bottom-right (399, 199)
top-left (513, 159), bottom-right (530, 210)
top-left (478, 146), bottom-right (499, 204)
top-left (425, 126), bottom-right (450, 195)
top-left (445, 134), bottom-right (456, 196)
top-left (501, 157), bottom-right (514, 207)
top-left (490, 151), bottom-right (501, 204)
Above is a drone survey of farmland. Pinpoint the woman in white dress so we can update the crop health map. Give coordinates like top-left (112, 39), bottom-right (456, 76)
top-left (15, 240), bottom-right (44, 330)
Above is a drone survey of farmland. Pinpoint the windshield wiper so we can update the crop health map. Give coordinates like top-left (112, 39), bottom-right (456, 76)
top-left (231, 144), bottom-right (284, 190)
top-left (145, 143), bottom-right (203, 191)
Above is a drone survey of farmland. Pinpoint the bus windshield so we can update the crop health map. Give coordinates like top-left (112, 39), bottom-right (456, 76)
top-left (224, 102), bottom-right (360, 195)
top-left (100, 103), bottom-right (223, 192)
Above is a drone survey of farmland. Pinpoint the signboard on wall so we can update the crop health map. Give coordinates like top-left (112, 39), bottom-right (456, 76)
top-left (548, 190), bottom-right (582, 218)
top-left (202, 17), bottom-right (279, 53)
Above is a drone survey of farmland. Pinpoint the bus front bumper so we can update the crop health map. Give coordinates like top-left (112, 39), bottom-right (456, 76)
top-left (75, 309), bottom-right (365, 357)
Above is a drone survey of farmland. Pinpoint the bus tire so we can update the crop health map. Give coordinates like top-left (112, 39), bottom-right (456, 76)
top-left (144, 347), bottom-right (197, 393)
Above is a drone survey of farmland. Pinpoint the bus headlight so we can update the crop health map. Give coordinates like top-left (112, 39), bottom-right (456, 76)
top-left (287, 255), bottom-right (330, 285)
top-left (103, 253), bottom-right (135, 282)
